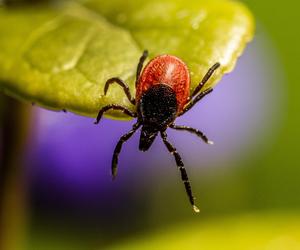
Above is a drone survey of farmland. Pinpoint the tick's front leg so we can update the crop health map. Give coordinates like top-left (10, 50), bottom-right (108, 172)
top-left (111, 122), bottom-right (141, 179)
top-left (160, 131), bottom-right (200, 213)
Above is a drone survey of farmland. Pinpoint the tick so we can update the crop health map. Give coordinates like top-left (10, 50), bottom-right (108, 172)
top-left (95, 50), bottom-right (220, 212)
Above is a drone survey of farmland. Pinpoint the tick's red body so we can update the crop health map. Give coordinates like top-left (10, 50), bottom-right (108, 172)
top-left (136, 55), bottom-right (190, 112)
top-left (95, 50), bottom-right (220, 213)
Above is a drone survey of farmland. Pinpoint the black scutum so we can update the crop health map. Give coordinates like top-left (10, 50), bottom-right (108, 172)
top-left (139, 84), bottom-right (178, 130)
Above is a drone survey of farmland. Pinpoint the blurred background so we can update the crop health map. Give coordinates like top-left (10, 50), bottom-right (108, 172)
top-left (1, 0), bottom-right (299, 249)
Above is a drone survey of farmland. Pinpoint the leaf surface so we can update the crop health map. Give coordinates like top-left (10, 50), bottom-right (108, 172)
top-left (104, 213), bottom-right (300, 250)
top-left (0, 0), bottom-right (254, 118)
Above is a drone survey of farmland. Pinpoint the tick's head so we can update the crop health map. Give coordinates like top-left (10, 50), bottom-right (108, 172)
top-left (139, 125), bottom-right (158, 151)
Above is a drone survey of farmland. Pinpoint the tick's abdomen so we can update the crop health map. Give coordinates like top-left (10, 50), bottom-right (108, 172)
top-left (136, 55), bottom-right (190, 112)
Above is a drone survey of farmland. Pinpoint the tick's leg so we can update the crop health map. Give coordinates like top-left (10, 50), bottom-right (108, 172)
top-left (180, 62), bottom-right (220, 116)
top-left (170, 124), bottom-right (213, 145)
top-left (135, 50), bottom-right (149, 87)
top-left (112, 122), bottom-right (141, 179)
top-left (191, 62), bottom-right (220, 99)
top-left (161, 131), bottom-right (200, 213)
top-left (180, 88), bottom-right (213, 116)
top-left (105, 78), bottom-right (135, 105)
top-left (94, 104), bottom-right (137, 124)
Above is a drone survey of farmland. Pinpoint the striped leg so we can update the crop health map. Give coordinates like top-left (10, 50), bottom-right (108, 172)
top-left (135, 50), bottom-right (148, 86)
top-left (161, 131), bottom-right (200, 213)
top-left (190, 62), bottom-right (220, 98)
top-left (111, 122), bottom-right (141, 179)
top-left (170, 124), bottom-right (213, 145)
top-left (94, 105), bottom-right (137, 124)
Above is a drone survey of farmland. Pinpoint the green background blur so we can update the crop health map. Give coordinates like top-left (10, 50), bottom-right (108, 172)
top-left (1, 0), bottom-right (300, 249)
top-left (240, 0), bottom-right (299, 210)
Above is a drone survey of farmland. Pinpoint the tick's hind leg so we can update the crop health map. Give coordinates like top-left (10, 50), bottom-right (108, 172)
top-left (170, 124), bottom-right (213, 145)
top-left (191, 62), bottom-right (220, 98)
top-left (180, 88), bottom-right (213, 116)
top-left (104, 78), bottom-right (135, 105)
top-left (94, 104), bottom-right (137, 124)
top-left (180, 62), bottom-right (220, 116)
top-left (111, 122), bottom-right (141, 179)
top-left (135, 50), bottom-right (148, 86)
top-left (160, 131), bottom-right (200, 213)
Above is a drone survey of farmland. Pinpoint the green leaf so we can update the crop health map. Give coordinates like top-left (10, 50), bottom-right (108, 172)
top-left (0, 0), bottom-right (254, 118)
top-left (104, 213), bottom-right (300, 250)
